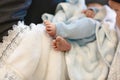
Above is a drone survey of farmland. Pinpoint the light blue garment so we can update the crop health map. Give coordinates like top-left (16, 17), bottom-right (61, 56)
top-left (56, 17), bottom-right (99, 46)
top-left (42, 1), bottom-right (113, 46)
top-left (66, 0), bottom-right (86, 9)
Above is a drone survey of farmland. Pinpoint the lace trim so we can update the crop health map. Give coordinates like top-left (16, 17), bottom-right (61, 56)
top-left (0, 22), bottom-right (43, 80)
top-left (0, 21), bottom-right (30, 59)
top-left (0, 21), bottom-right (31, 80)
top-left (0, 60), bottom-right (23, 80)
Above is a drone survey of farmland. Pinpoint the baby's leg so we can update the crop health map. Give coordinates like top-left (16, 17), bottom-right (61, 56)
top-left (52, 36), bottom-right (71, 52)
top-left (44, 20), bottom-right (56, 37)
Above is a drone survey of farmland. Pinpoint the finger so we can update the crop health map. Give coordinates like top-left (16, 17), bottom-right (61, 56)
top-left (44, 20), bottom-right (51, 25)
top-left (46, 30), bottom-right (53, 34)
top-left (46, 26), bottom-right (52, 30)
top-left (45, 24), bottom-right (52, 28)
top-left (43, 20), bottom-right (48, 25)
top-left (52, 40), bottom-right (58, 49)
top-left (46, 28), bottom-right (52, 32)
top-left (52, 40), bottom-right (56, 45)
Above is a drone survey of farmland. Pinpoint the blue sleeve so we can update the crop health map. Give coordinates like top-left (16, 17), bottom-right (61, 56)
top-left (56, 17), bottom-right (98, 39)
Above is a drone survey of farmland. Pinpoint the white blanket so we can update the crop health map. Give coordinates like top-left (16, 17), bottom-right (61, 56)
top-left (65, 23), bottom-right (117, 80)
top-left (0, 21), bottom-right (117, 80)
top-left (0, 0), bottom-right (118, 79)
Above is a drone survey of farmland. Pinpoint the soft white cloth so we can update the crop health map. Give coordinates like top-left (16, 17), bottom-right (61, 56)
top-left (107, 43), bottom-right (120, 80)
top-left (0, 0), bottom-right (117, 80)
top-left (107, 26), bottom-right (120, 80)
top-left (66, 22), bottom-right (117, 80)
top-left (0, 22), bottom-right (69, 80)
top-left (0, 20), bottom-right (117, 80)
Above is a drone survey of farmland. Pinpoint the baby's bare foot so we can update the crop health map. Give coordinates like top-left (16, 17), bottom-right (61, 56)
top-left (52, 36), bottom-right (71, 52)
top-left (44, 20), bottom-right (56, 37)
top-left (44, 20), bottom-right (51, 26)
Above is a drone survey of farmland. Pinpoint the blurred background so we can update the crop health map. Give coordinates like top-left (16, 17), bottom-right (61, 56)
top-left (25, 0), bottom-right (66, 25)
top-left (25, 0), bottom-right (108, 25)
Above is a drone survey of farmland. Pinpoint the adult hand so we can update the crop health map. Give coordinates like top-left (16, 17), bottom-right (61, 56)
top-left (109, 0), bottom-right (120, 11)
top-left (109, 0), bottom-right (120, 28)
top-left (116, 11), bottom-right (120, 28)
